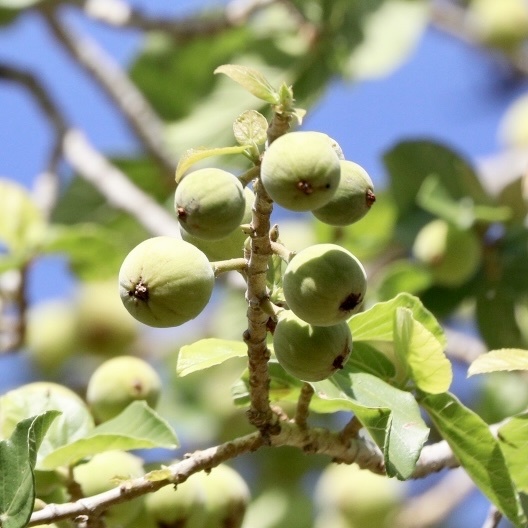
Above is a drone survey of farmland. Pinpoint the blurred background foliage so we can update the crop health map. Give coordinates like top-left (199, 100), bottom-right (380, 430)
top-left (1, 0), bottom-right (528, 527)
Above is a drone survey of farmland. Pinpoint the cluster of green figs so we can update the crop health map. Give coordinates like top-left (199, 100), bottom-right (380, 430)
top-left (119, 131), bottom-right (376, 382)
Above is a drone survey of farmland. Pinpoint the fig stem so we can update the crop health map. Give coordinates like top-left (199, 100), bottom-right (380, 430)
top-left (294, 383), bottom-right (314, 430)
top-left (270, 240), bottom-right (296, 263)
top-left (211, 258), bottom-right (248, 277)
top-left (259, 296), bottom-right (282, 320)
top-left (238, 165), bottom-right (260, 187)
top-left (339, 415), bottom-right (363, 443)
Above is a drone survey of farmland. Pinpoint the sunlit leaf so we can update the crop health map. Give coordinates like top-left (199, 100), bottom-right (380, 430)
top-left (233, 110), bottom-right (268, 146)
top-left (177, 338), bottom-right (248, 377)
top-left (394, 307), bottom-right (452, 394)
top-left (41, 402), bottom-right (178, 469)
top-left (421, 392), bottom-right (526, 527)
top-left (468, 349), bottom-right (528, 376)
top-left (215, 64), bottom-right (280, 104)
top-left (349, 292), bottom-right (446, 348)
top-left (312, 371), bottom-right (429, 479)
top-left (0, 411), bottom-right (59, 528)
top-left (0, 382), bottom-right (94, 469)
top-left (499, 414), bottom-right (528, 493)
top-left (175, 145), bottom-right (250, 182)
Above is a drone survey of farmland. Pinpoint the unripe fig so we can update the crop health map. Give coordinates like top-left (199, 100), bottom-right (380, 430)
top-left (75, 280), bottom-right (138, 357)
top-left (175, 168), bottom-right (246, 240)
top-left (283, 244), bottom-right (367, 326)
top-left (314, 463), bottom-right (404, 527)
top-left (260, 131), bottom-right (341, 211)
top-left (179, 186), bottom-right (254, 261)
top-left (313, 160), bottom-right (376, 226)
top-left (412, 219), bottom-right (482, 287)
top-left (86, 355), bottom-right (162, 422)
top-left (273, 311), bottom-right (353, 382)
top-left (26, 300), bottom-right (77, 373)
top-left (119, 236), bottom-right (214, 328)
top-left (73, 450), bottom-right (144, 527)
top-left (146, 463), bottom-right (249, 528)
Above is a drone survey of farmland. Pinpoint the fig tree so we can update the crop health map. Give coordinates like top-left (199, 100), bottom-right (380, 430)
top-left (180, 186), bottom-right (254, 261)
top-left (175, 168), bottom-right (246, 240)
top-left (412, 219), bottom-right (482, 287)
top-left (73, 450), bottom-right (145, 527)
top-left (86, 355), bottom-right (162, 422)
top-left (272, 311), bottom-right (353, 382)
top-left (119, 236), bottom-right (214, 328)
top-left (313, 160), bottom-right (376, 226)
top-left (260, 131), bottom-right (341, 211)
top-left (283, 244), bottom-right (367, 326)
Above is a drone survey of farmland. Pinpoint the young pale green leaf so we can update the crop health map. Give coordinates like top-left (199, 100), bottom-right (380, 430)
top-left (233, 110), bottom-right (268, 146)
top-left (215, 64), bottom-right (280, 104)
top-left (468, 349), bottom-right (528, 376)
top-left (346, 341), bottom-right (396, 380)
top-left (177, 338), bottom-right (248, 377)
top-left (40, 402), bottom-right (178, 469)
top-left (421, 392), bottom-right (526, 527)
top-left (394, 307), bottom-right (452, 394)
top-left (349, 292), bottom-right (446, 348)
top-left (0, 411), bottom-right (60, 528)
top-left (0, 383), bottom-right (94, 469)
top-left (311, 371), bottom-right (429, 480)
top-left (0, 178), bottom-right (45, 255)
top-left (175, 145), bottom-right (250, 182)
top-left (498, 413), bottom-right (528, 493)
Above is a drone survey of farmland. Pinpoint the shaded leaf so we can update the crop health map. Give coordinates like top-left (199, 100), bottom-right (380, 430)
top-left (215, 64), bottom-right (279, 104)
top-left (177, 338), bottom-right (248, 377)
top-left (0, 411), bottom-right (60, 528)
top-left (421, 392), bottom-right (526, 527)
top-left (41, 402), bottom-right (178, 469)
top-left (469, 349), bottom-right (528, 376)
top-left (376, 259), bottom-right (433, 301)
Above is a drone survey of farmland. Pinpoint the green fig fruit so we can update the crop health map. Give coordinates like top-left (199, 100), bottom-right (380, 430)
top-left (86, 355), bottom-right (162, 422)
top-left (313, 160), bottom-right (376, 226)
top-left (412, 219), bottom-right (482, 287)
top-left (180, 186), bottom-right (254, 261)
top-left (314, 463), bottom-right (404, 527)
top-left (272, 311), bottom-right (353, 382)
top-left (175, 168), bottom-right (246, 240)
top-left (75, 280), bottom-right (138, 357)
top-left (283, 244), bottom-right (367, 327)
top-left (260, 131), bottom-right (341, 211)
top-left (26, 300), bottom-right (77, 373)
top-left (119, 236), bottom-right (214, 328)
top-left (73, 450), bottom-right (145, 527)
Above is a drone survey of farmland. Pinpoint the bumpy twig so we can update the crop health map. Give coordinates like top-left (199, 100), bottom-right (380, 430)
top-left (294, 383), bottom-right (314, 429)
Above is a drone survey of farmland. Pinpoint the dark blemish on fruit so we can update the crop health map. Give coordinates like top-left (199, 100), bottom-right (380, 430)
top-left (366, 189), bottom-right (376, 207)
top-left (297, 181), bottom-right (313, 195)
top-left (340, 293), bottom-right (362, 312)
top-left (132, 280), bottom-right (149, 302)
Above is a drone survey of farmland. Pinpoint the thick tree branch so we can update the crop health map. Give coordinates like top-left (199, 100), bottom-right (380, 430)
top-left (39, 3), bottom-right (178, 177)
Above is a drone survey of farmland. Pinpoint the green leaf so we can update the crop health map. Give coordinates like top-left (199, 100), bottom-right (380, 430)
top-left (346, 341), bottom-right (396, 380)
top-left (383, 140), bottom-right (491, 220)
top-left (0, 178), bottom-right (45, 255)
top-left (350, 292), bottom-right (446, 348)
top-left (41, 223), bottom-right (128, 280)
top-left (0, 411), bottom-right (60, 528)
top-left (312, 371), bottom-right (429, 479)
top-left (346, 0), bottom-right (428, 79)
top-left (394, 307), bottom-right (452, 394)
top-left (214, 64), bottom-right (280, 104)
top-left (175, 145), bottom-right (250, 183)
top-left (417, 174), bottom-right (511, 227)
top-left (468, 349), bottom-right (528, 376)
top-left (40, 402), bottom-right (178, 469)
top-left (421, 392), bottom-right (526, 527)
top-left (376, 259), bottom-right (433, 301)
top-left (233, 110), bottom-right (268, 146)
top-left (499, 414), bottom-right (528, 493)
top-left (0, 383), bottom-right (94, 469)
top-left (176, 338), bottom-right (248, 377)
